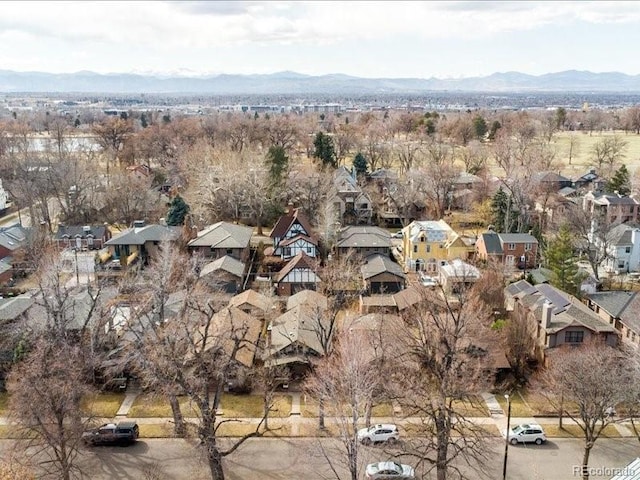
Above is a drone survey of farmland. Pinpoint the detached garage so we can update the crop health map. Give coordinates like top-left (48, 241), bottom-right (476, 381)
top-left (361, 254), bottom-right (406, 295)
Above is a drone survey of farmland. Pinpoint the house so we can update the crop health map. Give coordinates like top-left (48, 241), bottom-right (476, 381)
top-left (574, 168), bottom-right (605, 191)
top-left (55, 224), bottom-right (111, 251)
top-left (335, 226), bottom-right (392, 259)
top-left (585, 290), bottom-right (640, 349)
top-left (208, 306), bottom-right (262, 369)
top-left (361, 254), bottom-right (406, 294)
top-left (264, 299), bottom-right (329, 377)
top-left (532, 171), bottom-right (572, 192)
top-left (505, 280), bottom-right (618, 363)
top-left (534, 194), bottom-right (578, 225)
top-left (269, 208), bottom-right (318, 260)
top-left (187, 222), bottom-right (253, 261)
top-left (583, 191), bottom-right (640, 226)
top-left (438, 259), bottom-right (480, 295)
top-left (600, 223), bottom-right (640, 274)
top-left (329, 166), bottom-right (373, 225)
top-left (286, 290), bottom-right (328, 311)
top-left (99, 221), bottom-right (181, 271)
top-left (0, 224), bottom-right (31, 260)
top-left (229, 289), bottom-right (274, 318)
top-left (450, 172), bottom-right (483, 211)
top-left (475, 231), bottom-right (538, 269)
top-left (401, 220), bottom-right (471, 273)
top-left (126, 164), bottom-right (151, 180)
top-left (199, 256), bottom-right (246, 294)
top-left (274, 251), bottom-right (321, 296)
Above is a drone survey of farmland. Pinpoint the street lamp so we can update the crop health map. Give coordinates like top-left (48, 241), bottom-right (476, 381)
top-left (503, 394), bottom-right (512, 480)
top-left (521, 254), bottom-right (527, 279)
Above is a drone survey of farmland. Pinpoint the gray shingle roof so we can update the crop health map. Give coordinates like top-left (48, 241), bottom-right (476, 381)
top-left (361, 254), bottom-right (405, 280)
top-left (106, 224), bottom-right (181, 246)
top-left (337, 226), bottom-right (391, 249)
top-left (55, 225), bottom-right (108, 240)
top-left (498, 233), bottom-right (538, 244)
top-left (481, 232), bottom-right (503, 254)
top-left (608, 224), bottom-right (640, 246)
top-left (188, 222), bottom-right (253, 249)
top-left (200, 255), bottom-right (245, 278)
top-left (587, 291), bottom-right (636, 318)
top-left (0, 225), bottom-right (31, 251)
top-left (0, 295), bottom-right (35, 321)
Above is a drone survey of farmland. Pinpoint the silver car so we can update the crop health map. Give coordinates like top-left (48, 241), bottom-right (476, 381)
top-left (357, 424), bottom-right (400, 445)
top-left (503, 423), bottom-right (547, 445)
top-left (365, 461), bottom-right (415, 479)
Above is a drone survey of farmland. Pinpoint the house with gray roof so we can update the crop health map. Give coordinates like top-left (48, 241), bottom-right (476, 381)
top-left (188, 221), bottom-right (253, 262)
top-left (0, 224), bottom-right (31, 260)
top-left (476, 231), bottom-right (538, 269)
top-left (599, 223), bottom-right (640, 274)
top-left (55, 224), bottom-right (111, 251)
top-left (99, 221), bottom-right (181, 272)
top-left (361, 254), bottom-right (406, 294)
top-left (335, 226), bottom-right (392, 259)
top-left (583, 191), bottom-right (640, 226)
top-left (585, 290), bottom-right (640, 349)
top-left (199, 255), bottom-right (246, 294)
top-left (505, 280), bottom-right (618, 363)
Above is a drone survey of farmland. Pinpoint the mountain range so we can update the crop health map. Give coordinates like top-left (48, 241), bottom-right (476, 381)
top-left (1, 69), bottom-right (639, 94)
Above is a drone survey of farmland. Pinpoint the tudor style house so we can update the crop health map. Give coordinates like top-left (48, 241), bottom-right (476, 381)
top-left (505, 280), bottom-right (617, 364)
top-left (269, 208), bottom-right (318, 260)
top-left (401, 220), bottom-right (472, 273)
top-left (55, 224), bottom-right (112, 251)
top-left (475, 231), bottom-right (538, 269)
top-left (274, 251), bottom-right (321, 296)
top-left (187, 221), bottom-right (253, 262)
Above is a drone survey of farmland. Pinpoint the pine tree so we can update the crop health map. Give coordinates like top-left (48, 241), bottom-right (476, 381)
top-left (166, 195), bottom-right (190, 226)
top-left (265, 145), bottom-right (289, 191)
top-left (313, 132), bottom-right (337, 168)
top-left (352, 152), bottom-right (368, 177)
top-left (490, 187), bottom-right (518, 232)
top-left (607, 164), bottom-right (631, 196)
top-left (546, 224), bottom-right (580, 294)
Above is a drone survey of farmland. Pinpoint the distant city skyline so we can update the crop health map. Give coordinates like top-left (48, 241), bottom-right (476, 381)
top-left (1, 1), bottom-right (639, 79)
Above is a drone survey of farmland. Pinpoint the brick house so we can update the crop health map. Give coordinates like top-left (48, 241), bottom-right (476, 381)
top-left (55, 224), bottom-right (111, 251)
top-left (475, 231), bottom-right (538, 269)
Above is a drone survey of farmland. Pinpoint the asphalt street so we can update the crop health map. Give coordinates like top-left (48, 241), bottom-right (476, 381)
top-left (1, 437), bottom-right (638, 480)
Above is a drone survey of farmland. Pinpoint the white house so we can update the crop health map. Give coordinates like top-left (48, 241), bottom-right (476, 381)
top-left (601, 224), bottom-right (640, 274)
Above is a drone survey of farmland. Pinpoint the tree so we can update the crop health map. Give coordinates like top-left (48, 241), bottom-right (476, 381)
top-left (591, 135), bottom-right (628, 174)
top-left (472, 115), bottom-right (488, 139)
top-left (546, 224), bottom-right (580, 294)
top-left (395, 285), bottom-right (493, 480)
top-left (352, 152), bottom-right (368, 178)
top-left (120, 242), bottom-right (269, 480)
top-left (490, 187), bottom-right (518, 233)
top-left (304, 332), bottom-right (380, 480)
top-left (535, 341), bottom-right (632, 480)
top-left (607, 164), bottom-right (631, 196)
top-left (565, 206), bottom-right (614, 282)
top-left (264, 145), bottom-right (289, 192)
top-left (313, 132), bottom-right (338, 169)
top-left (555, 107), bottom-right (567, 130)
top-left (7, 339), bottom-right (94, 480)
top-left (503, 306), bottom-right (536, 384)
top-left (91, 116), bottom-right (134, 183)
top-left (166, 194), bottom-right (190, 226)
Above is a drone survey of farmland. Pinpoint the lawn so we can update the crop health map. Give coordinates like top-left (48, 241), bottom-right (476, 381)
top-left (128, 394), bottom-right (291, 418)
top-left (300, 397), bottom-right (396, 419)
top-left (542, 424), bottom-right (621, 438)
top-left (81, 393), bottom-right (126, 418)
top-left (495, 390), bottom-right (566, 417)
top-left (0, 392), bottom-right (8, 414)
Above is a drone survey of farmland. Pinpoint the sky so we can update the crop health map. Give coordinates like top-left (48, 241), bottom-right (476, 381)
top-left (1, 1), bottom-right (640, 79)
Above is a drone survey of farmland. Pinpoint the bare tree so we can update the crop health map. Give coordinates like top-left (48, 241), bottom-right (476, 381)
top-left (590, 135), bottom-right (628, 175)
top-left (395, 285), bottom-right (493, 480)
top-left (534, 340), bottom-right (632, 480)
top-left (304, 331), bottom-right (381, 480)
top-left (252, 364), bottom-right (289, 431)
top-left (503, 306), bottom-right (537, 384)
top-left (7, 339), bottom-right (94, 480)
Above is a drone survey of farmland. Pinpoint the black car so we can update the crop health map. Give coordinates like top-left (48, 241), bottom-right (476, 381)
top-left (82, 421), bottom-right (139, 446)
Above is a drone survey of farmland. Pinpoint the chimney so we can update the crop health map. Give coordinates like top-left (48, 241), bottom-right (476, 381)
top-left (82, 225), bottom-right (91, 233)
top-left (541, 300), bottom-right (553, 329)
top-left (133, 220), bottom-right (145, 229)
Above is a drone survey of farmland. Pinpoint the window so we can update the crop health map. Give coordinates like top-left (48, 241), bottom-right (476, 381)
top-left (564, 331), bottom-right (584, 344)
top-left (525, 243), bottom-right (532, 251)
top-left (226, 249), bottom-right (233, 255)
top-left (283, 247), bottom-right (291, 256)
top-left (307, 247), bottom-right (312, 253)
top-left (426, 245), bottom-right (431, 253)
top-left (439, 244), bottom-right (444, 249)
top-left (508, 243), bottom-right (516, 250)
top-left (626, 247), bottom-right (632, 254)
top-left (420, 236), bottom-right (425, 243)
top-left (413, 245), bottom-right (418, 253)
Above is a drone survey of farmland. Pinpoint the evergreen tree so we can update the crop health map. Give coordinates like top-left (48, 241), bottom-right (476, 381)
top-left (488, 120), bottom-right (502, 140)
top-left (352, 152), bottom-right (368, 178)
top-left (313, 132), bottom-right (337, 168)
top-left (490, 187), bottom-right (518, 232)
top-left (140, 113), bottom-right (148, 128)
top-left (607, 164), bottom-right (631, 196)
top-left (166, 195), bottom-right (190, 226)
top-left (546, 224), bottom-right (581, 294)
top-left (265, 146), bottom-right (289, 191)
top-left (472, 115), bottom-right (488, 139)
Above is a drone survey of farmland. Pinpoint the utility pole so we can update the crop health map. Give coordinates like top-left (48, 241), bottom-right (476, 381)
top-left (75, 248), bottom-right (80, 286)
top-left (503, 394), bottom-right (512, 480)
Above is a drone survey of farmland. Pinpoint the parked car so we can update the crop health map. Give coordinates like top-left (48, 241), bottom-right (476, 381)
top-left (82, 421), bottom-right (139, 446)
top-left (357, 424), bottom-right (400, 445)
top-left (503, 423), bottom-right (546, 445)
top-left (365, 461), bottom-right (415, 479)
top-left (419, 272), bottom-right (438, 287)
top-left (392, 231), bottom-right (403, 239)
